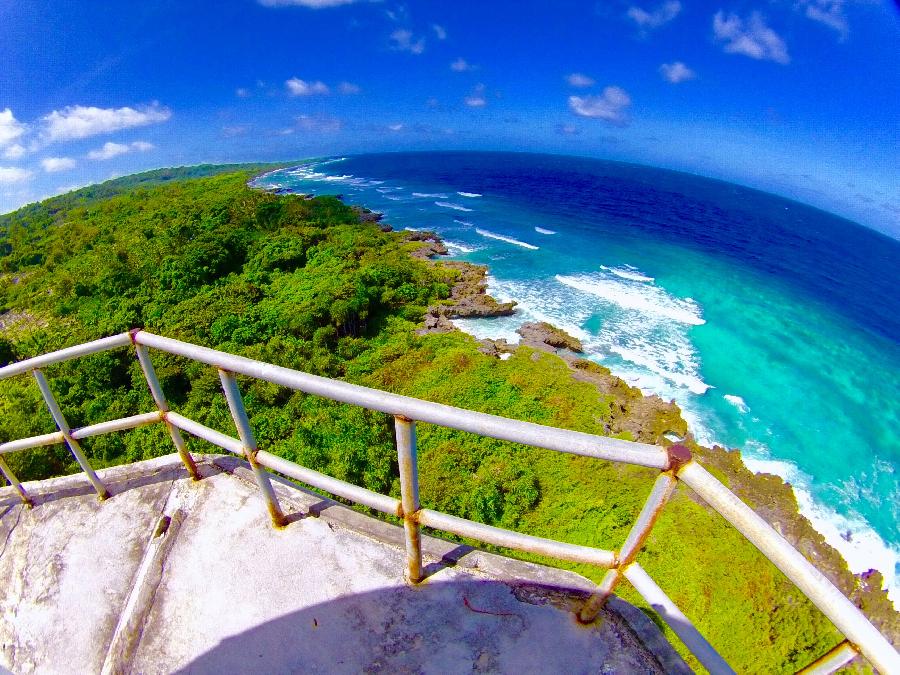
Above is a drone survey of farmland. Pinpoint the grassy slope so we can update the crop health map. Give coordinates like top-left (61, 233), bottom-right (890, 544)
top-left (0, 168), bottom-right (889, 672)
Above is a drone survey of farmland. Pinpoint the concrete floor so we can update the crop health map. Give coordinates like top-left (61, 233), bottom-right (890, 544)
top-left (0, 454), bottom-right (689, 674)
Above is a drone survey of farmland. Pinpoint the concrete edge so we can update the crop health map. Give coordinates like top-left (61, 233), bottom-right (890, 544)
top-left (0, 453), bottom-right (692, 673)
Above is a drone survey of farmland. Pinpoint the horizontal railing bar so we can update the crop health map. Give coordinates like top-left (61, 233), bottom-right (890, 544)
top-left (134, 331), bottom-right (669, 470)
top-left (623, 562), bottom-right (734, 675)
top-left (256, 450), bottom-right (402, 517)
top-left (70, 412), bottom-right (164, 440)
top-left (0, 431), bottom-right (66, 455)
top-left (796, 640), bottom-right (858, 674)
top-left (679, 461), bottom-right (900, 674)
top-left (0, 333), bottom-right (133, 380)
top-left (165, 412), bottom-right (244, 456)
top-left (417, 508), bottom-right (616, 568)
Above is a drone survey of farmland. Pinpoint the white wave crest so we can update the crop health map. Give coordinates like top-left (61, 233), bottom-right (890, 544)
top-left (742, 446), bottom-right (900, 606)
top-left (724, 394), bottom-right (749, 413)
top-left (608, 345), bottom-right (712, 394)
top-left (453, 219), bottom-right (475, 227)
top-left (534, 227), bottom-right (557, 235)
top-left (435, 201), bottom-right (474, 212)
top-left (445, 240), bottom-right (477, 254)
top-left (475, 228), bottom-right (539, 250)
top-left (412, 192), bottom-right (448, 198)
top-left (555, 273), bottom-right (705, 326)
top-left (600, 264), bottom-right (654, 283)
top-left (457, 191), bottom-right (482, 198)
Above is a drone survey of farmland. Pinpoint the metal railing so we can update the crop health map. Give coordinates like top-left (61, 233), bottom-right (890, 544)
top-left (0, 330), bottom-right (896, 674)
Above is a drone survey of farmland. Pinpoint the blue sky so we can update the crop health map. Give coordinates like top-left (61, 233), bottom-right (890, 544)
top-left (0, 0), bottom-right (898, 236)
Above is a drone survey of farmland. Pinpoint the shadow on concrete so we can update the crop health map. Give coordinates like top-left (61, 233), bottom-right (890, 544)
top-left (174, 579), bottom-right (678, 674)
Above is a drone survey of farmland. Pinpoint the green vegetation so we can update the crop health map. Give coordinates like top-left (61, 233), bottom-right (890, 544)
top-left (0, 167), bottom-right (887, 672)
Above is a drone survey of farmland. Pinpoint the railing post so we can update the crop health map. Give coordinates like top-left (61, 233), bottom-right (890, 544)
top-left (580, 445), bottom-right (690, 623)
top-left (395, 416), bottom-right (422, 583)
top-left (218, 370), bottom-right (286, 527)
top-left (32, 369), bottom-right (109, 500)
top-left (0, 456), bottom-right (33, 507)
top-left (133, 343), bottom-right (200, 481)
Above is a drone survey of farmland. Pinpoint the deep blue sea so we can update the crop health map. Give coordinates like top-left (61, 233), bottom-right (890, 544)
top-left (254, 151), bottom-right (900, 601)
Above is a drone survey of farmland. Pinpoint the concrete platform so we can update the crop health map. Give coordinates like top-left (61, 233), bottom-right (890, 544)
top-left (0, 454), bottom-right (689, 674)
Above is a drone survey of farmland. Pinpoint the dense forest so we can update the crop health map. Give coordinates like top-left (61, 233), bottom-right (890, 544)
top-left (0, 166), bottom-right (894, 672)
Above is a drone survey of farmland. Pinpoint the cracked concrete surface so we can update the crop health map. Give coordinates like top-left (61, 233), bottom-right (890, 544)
top-left (0, 454), bottom-right (690, 674)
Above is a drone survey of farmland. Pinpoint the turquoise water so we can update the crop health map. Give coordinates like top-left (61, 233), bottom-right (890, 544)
top-left (254, 152), bottom-right (900, 601)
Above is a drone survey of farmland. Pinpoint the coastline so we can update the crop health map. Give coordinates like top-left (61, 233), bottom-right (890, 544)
top-left (400, 225), bottom-right (900, 639)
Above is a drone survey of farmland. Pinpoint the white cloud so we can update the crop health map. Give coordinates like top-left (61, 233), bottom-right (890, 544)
top-left (236, 88), bottom-right (251, 98)
top-left (87, 140), bottom-right (154, 160)
top-left (387, 123), bottom-right (404, 132)
top-left (2, 144), bottom-right (26, 160)
top-left (626, 1), bottom-right (681, 29)
top-left (0, 109), bottom-right (27, 147)
top-left (390, 29), bottom-right (425, 54)
top-left (450, 57), bottom-right (476, 72)
top-left (713, 11), bottom-right (790, 64)
top-left (568, 86), bottom-right (632, 126)
top-left (40, 157), bottom-right (77, 173)
top-left (285, 78), bottom-right (330, 96)
top-left (465, 84), bottom-right (487, 108)
top-left (258, 0), bottom-right (359, 7)
top-left (295, 115), bottom-right (343, 133)
top-left (223, 125), bottom-right (250, 137)
top-left (338, 81), bottom-right (361, 94)
top-left (0, 166), bottom-right (33, 184)
top-left (565, 73), bottom-right (595, 88)
top-left (88, 142), bottom-right (130, 160)
top-left (659, 61), bottom-right (696, 83)
top-left (41, 104), bottom-right (171, 142)
top-left (799, 0), bottom-right (849, 40)
top-left (432, 24), bottom-right (447, 40)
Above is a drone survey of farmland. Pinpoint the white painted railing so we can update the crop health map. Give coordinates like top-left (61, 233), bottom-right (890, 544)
top-left (0, 330), bottom-right (896, 674)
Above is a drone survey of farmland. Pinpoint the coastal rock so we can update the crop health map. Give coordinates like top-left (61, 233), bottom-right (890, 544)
top-left (351, 205), bottom-right (384, 223)
top-left (516, 322), bottom-right (583, 353)
top-left (476, 338), bottom-right (514, 358)
top-left (439, 261), bottom-right (516, 318)
top-left (416, 310), bottom-right (455, 335)
top-left (405, 231), bottom-right (450, 259)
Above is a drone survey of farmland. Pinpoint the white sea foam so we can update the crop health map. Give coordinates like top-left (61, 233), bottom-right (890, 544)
top-left (724, 394), bottom-right (749, 413)
top-left (609, 345), bottom-right (712, 394)
top-left (534, 227), bottom-right (557, 235)
top-left (412, 192), bottom-right (448, 198)
top-left (600, 264), bottom-right (654, 283)
top-left (457, 191), bottom-right (482, 198)
top-left (453, 219), bottom-right (475, 227)
top-left (556, 273), bottom-right (705, 326)
top-left (475, 228), bottom-right (539, 250)
top-left (435, 201), bottom-right (474, 212)
top-left (445, 240), bottom-right (477, 254)
top-left (742, 446), bottom-right (900, 605)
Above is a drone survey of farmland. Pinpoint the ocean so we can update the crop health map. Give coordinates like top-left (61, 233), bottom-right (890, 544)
top-left (253, 151), bottom-right (900, 602)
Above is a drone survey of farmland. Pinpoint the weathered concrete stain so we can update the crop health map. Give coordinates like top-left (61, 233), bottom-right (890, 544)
top-left (0, 455), bottom-right (690, 674)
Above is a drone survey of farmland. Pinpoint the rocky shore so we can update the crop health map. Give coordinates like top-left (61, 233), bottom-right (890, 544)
top-left (395, 223), bottom-right (899, 646)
